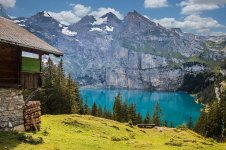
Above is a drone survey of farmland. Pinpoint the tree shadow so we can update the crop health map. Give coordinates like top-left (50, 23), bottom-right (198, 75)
top-left (0, 131), bottom-right (23, 149)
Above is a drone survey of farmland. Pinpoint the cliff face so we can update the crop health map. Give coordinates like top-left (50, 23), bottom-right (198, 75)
top-left (13, 11), bottom-right (226, 90)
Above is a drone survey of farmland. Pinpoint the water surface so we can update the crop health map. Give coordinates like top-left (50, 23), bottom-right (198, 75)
top-left (80, 89), bottom-right (202, 126)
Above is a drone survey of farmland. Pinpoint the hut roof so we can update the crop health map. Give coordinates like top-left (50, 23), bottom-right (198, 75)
top-left (0, 17), bottom-right (63, 56)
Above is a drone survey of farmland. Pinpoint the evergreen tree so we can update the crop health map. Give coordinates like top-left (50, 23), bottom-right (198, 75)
top-left (128, 104), bottom-right (137, 125)
top-left (187, 116), bottom-right (193, 129)
top-left (206, 101), bottom-right (222, 138)
top-left (57, 58), bottom-right (65, 85)
top-left (91, 102), bottom-right (97, 116)
top-left (194, 110), bottom-right (208, 136)
top-left (219, 90), bottom-right (226, 138)
top-left (136, 113), bottom-right (143, 124)
top-left (164, 120), bottom-right (168, 127)
top-left (170, 122), bottom-right (174, 128)
top-left (97, 105), bottom-right (103, 117)
top-left (83, 100), bottom-right (90, 115)
top-left (103, 105), bottom-right (109, 119)
top-left (121, 101), bottom-right (128, 122)
top-left (113, 93), bottom-right (122, 122)
top-left (143, 112), bottom-right (151, 124)
top-left (27, 58), bottom-right (82, 115)
top-left (152, 102), bottom-right (163, 126)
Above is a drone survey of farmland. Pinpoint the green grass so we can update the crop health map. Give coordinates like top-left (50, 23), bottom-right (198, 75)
top-left (0, 115), bottom-right (225, 150)
top-left (185, 56), bottom-right (222, 73)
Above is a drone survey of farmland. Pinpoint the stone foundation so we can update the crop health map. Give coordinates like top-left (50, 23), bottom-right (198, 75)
top-left (0, 88), bottom-right (25, 131)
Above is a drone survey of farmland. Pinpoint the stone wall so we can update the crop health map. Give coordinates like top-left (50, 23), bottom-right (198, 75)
top-left (0, 88), bottom-right (25, 131)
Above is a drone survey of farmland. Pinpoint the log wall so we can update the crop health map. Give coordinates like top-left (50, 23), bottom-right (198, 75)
top-left (0, 43), bottom-right (20, 87)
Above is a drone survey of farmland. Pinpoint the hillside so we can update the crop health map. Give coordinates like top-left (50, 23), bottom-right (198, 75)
top-left (0, 115), bottom-right (225, 150)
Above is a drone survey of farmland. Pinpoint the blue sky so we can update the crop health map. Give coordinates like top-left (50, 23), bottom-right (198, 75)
top-left (1, 0), bottom-right (226, 35)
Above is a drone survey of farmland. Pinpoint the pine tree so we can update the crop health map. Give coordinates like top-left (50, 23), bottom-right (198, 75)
top-left (219, 90), bottom-right (226, 138)
top-left (152, 102), bottom-right (163, 126)
top-left (136, 113), bottom-right (143, 124)
top-left (194, 110), bottom-right (208, 136)
top-left (164, 120), bottom-right (168, 127)
top-left (57, 58), bottom-right (65, 85)
top-left (143, 111), bottom-right (151, 124)
top-left (128, 104), bottom-right (137, 125)
top-left (103, 105), bottom-right (108, 118)
top-left (97, 105), bottom-right (103, 117)
top-left (113, 93), bottom-right (122, 122)
top-left (121, 101), bottom-right (128, 122)
top-left (170, 122), bottom-right (174, 128)
top-left (83, 100), bottom-right (90, 115)
top-left (91, 102), bottom-right (97, 116)
top-left (206, 101), bottom-right (222, 138)
top-left (30, 58), bottom-right (83, 115)
top-left (187, 116), bottom-right (193, 129)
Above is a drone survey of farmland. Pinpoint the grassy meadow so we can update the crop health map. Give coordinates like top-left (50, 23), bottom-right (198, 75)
top-left (0, 115), bottom-right (225, 150)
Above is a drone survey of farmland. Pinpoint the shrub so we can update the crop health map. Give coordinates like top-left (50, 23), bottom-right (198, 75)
top-left (165, 139), bottom-right (183, 147)
top-left (111, 136), bottom-right (121, 141)
top-left (17, 133), bottom-right (43, 145)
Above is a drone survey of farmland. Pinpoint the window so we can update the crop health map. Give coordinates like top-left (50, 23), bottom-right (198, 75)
top-left (22, 51), bottom-right (41, 73)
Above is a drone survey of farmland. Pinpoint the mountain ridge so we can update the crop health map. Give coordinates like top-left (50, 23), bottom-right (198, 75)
top-left (3, 10), bottom-right (226, 90)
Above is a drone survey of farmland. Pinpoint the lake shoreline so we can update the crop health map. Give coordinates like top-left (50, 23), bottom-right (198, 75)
top-left (80, 88), bottom-right (203, 126)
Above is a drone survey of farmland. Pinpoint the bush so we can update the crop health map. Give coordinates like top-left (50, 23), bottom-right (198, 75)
top-left (128, 120), bottom-right (133, 128)
top-left (111, 136), bottom-right (121, 141)
top-left (42, 128), bottom-right (49, 136)
top-left (176, 124), bottom-right (187, 131)
top-left (17, 133), bottom-right (43, 145)
top-left (111, 136), bottom-right (129, 141)
top-left (165, 139), bottom-right (183, 147)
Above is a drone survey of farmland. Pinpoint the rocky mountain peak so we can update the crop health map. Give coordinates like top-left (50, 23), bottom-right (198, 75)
top-left (125, 10), bottom-right (156, 26)
top-left (69, 15), bottom-right (96, 31)
top-left (100, 12), bottom-right (121, 26)
top-left (171, 28), bottom-right (183, 33)
top-left (79, 15), bottom-right (96, 24)
top-left (101, 12), bottom-right (118, 20)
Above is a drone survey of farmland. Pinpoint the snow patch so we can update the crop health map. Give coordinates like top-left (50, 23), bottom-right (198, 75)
top-left (18, 24), bottom-right (26, 27)
top-left (89, 26), bottom-right (114, 32)
top-left (62, 27), bottom-right (77, 36)
top-left (105, 26), bottom-right (114, 32)
top-left (14, 20), bottom-right (21, 23)
top-left (91, 17), bottom-right (107, 25)
top-left (14, 19), bottom-right (25, 23)
top-left (43, 11), bottom-right (51, 17)
top-left (89, 27), bottom-right (103, 32)
top-left (59, 24), bottom-right (63, 28)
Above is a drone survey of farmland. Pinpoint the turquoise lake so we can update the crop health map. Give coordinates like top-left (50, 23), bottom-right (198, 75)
top-left (80, 89), bottom-right (203, 126)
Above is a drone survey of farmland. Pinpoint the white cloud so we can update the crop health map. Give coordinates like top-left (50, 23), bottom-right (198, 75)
top-left (0, 0), bottom-right (16, 8)
top-left (153, 15), bottom-right (225, 35)
top-left (72, 4), bottom-right (91, 17)
top-left (144, 0), bottom-right (168, 8)
top-left (48, 4), bottom-right (91, 25)
top-left (89, 7), bottom-right (123, 20)
top-left (48, 4), bottom-right (123, 25)
top-left (179, 0), bottom-right (226, 15)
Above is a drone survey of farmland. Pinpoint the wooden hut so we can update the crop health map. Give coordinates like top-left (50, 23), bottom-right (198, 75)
top-left (0, 17), bottom-right (63, 131)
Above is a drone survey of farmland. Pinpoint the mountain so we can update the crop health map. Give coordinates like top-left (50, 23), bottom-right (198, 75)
top-left (13, 11), bottom-right (226, 90)
top-left (0, 5), bottom-right (9, 18)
